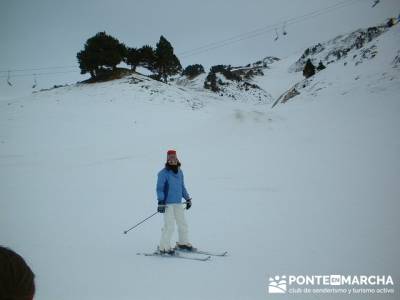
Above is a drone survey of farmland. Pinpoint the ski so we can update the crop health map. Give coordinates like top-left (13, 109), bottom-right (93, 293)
top-left (175, 247), bottom-right (228, 257)
top-left (137, 251), bottom-right (211, 261)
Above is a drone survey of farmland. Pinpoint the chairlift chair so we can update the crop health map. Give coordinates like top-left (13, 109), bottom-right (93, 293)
top-left (32, 74), bottom-right (37, 89)
top-left (274, 28), bottom-right (279, 41)
top-left (372, 0), bottom-right (380, 8)
top-left (7, 70), bottom-right (12, 86)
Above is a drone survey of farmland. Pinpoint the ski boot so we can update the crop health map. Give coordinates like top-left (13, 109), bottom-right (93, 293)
top-left (158, 246), bottom-right (175, 255)
top-left (175, 242), bottom-right (194, 251)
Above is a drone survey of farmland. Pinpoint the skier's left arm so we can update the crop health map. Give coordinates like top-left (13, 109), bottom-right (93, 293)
top-left (181, 172), bottom-right (190, 201)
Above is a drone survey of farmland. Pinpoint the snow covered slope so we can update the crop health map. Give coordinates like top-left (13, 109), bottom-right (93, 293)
top-left (1, 20), bottom-right (399, 300)
top-left (265, 19), bottom-right (400, 107)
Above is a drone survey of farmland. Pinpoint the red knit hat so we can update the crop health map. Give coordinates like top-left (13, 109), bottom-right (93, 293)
top-left (166, 150), bottom-right (178, 163)
top-left (167, 150), bottom-right (176, 156)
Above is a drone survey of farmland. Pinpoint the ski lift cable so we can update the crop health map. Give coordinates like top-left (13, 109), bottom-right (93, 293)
top-left (0, 0), bottom-right (366, 74)
top-left (180, 0), bottom-right (365, 57)
top-left (178, 2), bottom-right (352, 56)
top-left (0, 65), bottom-right (78, 74)
top-left (0, 70), bottom-right (78, 79)
top-left (179, 0), bottom-right (365, 58)
top-left (180, 1), bottom-right (364, 58)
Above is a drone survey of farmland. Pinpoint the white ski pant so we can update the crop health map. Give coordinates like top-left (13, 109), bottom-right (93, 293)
top-left (159, 203), bottom-right (189, 251)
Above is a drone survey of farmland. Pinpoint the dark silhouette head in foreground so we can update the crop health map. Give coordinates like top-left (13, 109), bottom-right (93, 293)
top-left (0, 246), bottom-right (35, 300)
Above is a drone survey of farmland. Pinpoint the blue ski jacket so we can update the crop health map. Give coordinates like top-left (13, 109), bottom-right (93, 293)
top-left (156, 168), bottom-right (190, 204)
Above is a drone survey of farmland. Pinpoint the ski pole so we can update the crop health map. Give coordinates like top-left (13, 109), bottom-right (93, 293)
top-left (123, 211), bottom-right (159, 234)
top-left (123, 201), bottom-right (190, 235)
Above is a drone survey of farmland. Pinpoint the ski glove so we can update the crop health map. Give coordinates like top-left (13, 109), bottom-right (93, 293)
top-left (157, 201), bottom-right (166, 213)
top-left (186, 199), bottom-right (192, 210)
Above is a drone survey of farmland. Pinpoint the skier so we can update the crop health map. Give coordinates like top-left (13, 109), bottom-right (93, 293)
top-left (156, 150), bottom-right (193, 255)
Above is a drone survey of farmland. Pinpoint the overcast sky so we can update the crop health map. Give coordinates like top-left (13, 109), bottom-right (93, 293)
top-left (0, 0), bottom-right (399, 85)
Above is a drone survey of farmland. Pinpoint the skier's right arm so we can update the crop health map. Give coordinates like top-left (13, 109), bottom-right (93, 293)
top-left (156, 171), bottom-right (167, 202)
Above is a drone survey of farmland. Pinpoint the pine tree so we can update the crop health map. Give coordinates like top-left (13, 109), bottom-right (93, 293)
top-left (138, 45), bottom-right (157, 72)
top-left (316, 61), bottom-right (326, 71)
top-left (77, 49), bottom-right (96, 78)
top-left (125, 47), bottom-right (141, 71)
top-left (155, 36), bottom-right (182, 82)
top-left (303, 59), bottom-right (316, 78)
top-left (182, 64), bottom-right (205, 78)
top-left (77, 32), bottom-right (126, 78)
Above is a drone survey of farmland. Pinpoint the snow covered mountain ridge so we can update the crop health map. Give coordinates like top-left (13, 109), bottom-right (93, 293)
top-left (13, 16), bottom-right (396, 112)
top-left (267, 16), bottom-right (400, 107)
top-left (164, 16), bottom-right (400, 108)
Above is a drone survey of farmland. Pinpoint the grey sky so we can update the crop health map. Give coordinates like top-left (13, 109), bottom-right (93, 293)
top-left (0, 0), bottom-right (399, 76)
